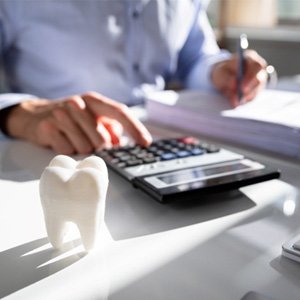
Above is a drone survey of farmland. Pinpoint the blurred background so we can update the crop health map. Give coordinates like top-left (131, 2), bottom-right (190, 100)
top-left (1, 0), bottom-right (300, 93)
top-left (207, 0), bottom-right (300, 91)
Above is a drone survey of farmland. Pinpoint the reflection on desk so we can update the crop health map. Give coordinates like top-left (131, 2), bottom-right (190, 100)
top-left (0, 130), bottom-right (300, 300)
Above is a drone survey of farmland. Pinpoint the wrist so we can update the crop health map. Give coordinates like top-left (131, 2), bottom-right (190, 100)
top-left (5, 101), bottom-right (35, 139)
top-left (0, 104), bottom-right (19, 136)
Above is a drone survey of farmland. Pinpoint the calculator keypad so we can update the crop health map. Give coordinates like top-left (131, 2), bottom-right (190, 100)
top-left (97, 137), bottom-right (220, 169)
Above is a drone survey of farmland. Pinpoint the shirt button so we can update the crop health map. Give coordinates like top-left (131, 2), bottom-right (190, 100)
top-left (132, 10), bottom-right (139, 18)
top-left (133, 63), bottom-right (139, 72)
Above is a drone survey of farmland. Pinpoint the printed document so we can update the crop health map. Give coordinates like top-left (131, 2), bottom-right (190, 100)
top-left (145, 89), bottom-right (300, 158)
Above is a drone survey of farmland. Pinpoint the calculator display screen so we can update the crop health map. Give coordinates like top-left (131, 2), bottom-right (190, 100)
top-left (157, 163), bottom-right (248, 185)
top-left (134, 157), bottom-right (279, 202)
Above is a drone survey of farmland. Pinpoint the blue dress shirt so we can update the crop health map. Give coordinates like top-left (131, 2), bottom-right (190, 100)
top-left (0, 0), bottom-right (230, 109)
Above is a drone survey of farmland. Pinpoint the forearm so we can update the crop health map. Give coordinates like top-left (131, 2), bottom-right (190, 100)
top-left (184, 50), bottom-right (231, 92)
top-left (0, 93), bottom-right (37, 136)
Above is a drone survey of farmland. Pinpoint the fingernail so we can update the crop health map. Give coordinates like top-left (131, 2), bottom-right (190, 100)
top-left (143, 133), bottom-right (153, 146)
top-left (67, 98), bottom-right (86, 110)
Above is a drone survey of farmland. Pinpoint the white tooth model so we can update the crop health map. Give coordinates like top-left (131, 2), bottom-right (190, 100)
top-left (39, 155), bottom-right (109, 252)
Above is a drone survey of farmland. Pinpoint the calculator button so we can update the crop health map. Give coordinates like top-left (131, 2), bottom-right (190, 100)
top-left (183, 144), bottom-right (194, 151)
top-left (168, 139), bottom-right (179, 145)
top-left (126, 159), bottom-right (143, 167)
top-left (161, 153), bottom-right (177, 160)
top-left (153, 141), bottom-right (165, 147)
top-left (147, 146), bottom-right (159, 153)
top-left (155, 150), bottom-right (165, 156)
top-left (170, 147), bottom-right (179, 153)
top-left (206, 145), bottom-right (220, 153)
top-left (190, 148), bottom-right (205, 155)
top-left (116, 162), bottom-right (127, 168)
top-left (113, 151), bottom-right (128, 158)
top-left (119, 155), bottom-right (135, 162)
top-left (129, 148), bottom-right (142, 155)
top-left (136, 152), bottom-right (152, 159)
top-left (176, 142), bottom-right (186, 149)
top-left (143, 157), bottom-right (158, 164)
top-left (161, 144), bottom-right (173, 151)
top-left (97, 150), bottom-right (110, 157)
top-left (176, 150), bottom-right (191, 158)
top-left (105, 156), bottom-right (120, 164)
top-left (199, 142), bottom-right (216, 151)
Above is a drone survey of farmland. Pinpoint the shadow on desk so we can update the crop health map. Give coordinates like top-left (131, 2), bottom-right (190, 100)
top-left (0, 139), bottom-right (55, 182)
top-left (0, 138), bottom-right (87, 182)
top-left (270, 255), bottom-right (300, 286)
top-left (105, 171), bottom-right (257, 241)
top-left (0, 238), bottom-right (85, 299)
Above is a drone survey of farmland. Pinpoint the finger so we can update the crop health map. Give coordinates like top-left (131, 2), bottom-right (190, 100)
top-left (243, 51), bottom-right (267, 93)
top-left (212, 58), bottom-right (240, 107)
top-left (37, 118), bottom-right (76, 154)
top-left (240, 69), bottom-right (267, 105)
top-left (66, 97), bottom-right (104, 148)
top-left (211, 58), bottom-right (236, 91)
top-left (247, 68), bottom-right (268, 93)
top-left (100, 116), bottom-right (123, 146)
top-left (243, 87), bottom-right (260, 103)
top-left (229, 94), bottom-right (240, 108)
top-left (52, 107), bottom-right (94, 154)
top-left (96, 121), bottom-right (113, 149)
top-left (243, 77), bottom-right (266, 104)
top-left (82, 92), bottom-right (152, 146)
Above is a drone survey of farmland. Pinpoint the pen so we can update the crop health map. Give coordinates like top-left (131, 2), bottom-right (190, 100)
top-left (237, 34), bottom-right (249, 102)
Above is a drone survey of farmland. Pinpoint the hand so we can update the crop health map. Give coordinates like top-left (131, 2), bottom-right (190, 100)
top-left (6, 91), bottom-right (152, 154)
top-left (211, 50), bottom-right (268, 107)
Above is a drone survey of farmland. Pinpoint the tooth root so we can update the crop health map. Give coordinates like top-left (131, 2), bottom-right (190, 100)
top-left (44, 215), bottom-right (67, 249)
top-left (40, 166), bottom-right (71, 249)
top-left (70, 170), bottom-right (107, 252)
top-left (76, 216), bottom-right (99, 252)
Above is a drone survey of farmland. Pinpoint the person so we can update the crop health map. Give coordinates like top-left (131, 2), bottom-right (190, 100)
top-left (0, 0), bottom-right (268, 155)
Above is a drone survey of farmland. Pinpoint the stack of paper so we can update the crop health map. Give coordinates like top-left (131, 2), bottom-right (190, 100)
top-left (145, 89), bottom-right (300, 159)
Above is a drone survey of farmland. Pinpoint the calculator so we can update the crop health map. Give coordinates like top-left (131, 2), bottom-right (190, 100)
top-left (282, 233), bottom-right (300, 263)
top-left (96, 136), bottom-right (280, 203)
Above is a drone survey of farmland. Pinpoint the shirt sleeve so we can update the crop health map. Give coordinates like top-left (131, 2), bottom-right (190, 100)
top-left (0, 2), bottom-right (37, 109)
top-left (176, 2), bottom-right (232, 93)
top-left (0, 94), bottom-right (37, 110)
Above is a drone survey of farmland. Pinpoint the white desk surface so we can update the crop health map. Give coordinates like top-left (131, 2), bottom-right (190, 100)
top-left (0, 120), bottom-right (300, 300)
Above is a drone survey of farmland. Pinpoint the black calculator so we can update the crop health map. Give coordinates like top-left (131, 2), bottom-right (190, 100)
top-left (96, 136), bottom-right (280, 203)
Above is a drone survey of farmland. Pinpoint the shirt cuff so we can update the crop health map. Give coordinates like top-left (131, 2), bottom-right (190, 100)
top-left (0, 93), bottom-right (37, 110)
top-left (184, 50), bottom-right (232, 93)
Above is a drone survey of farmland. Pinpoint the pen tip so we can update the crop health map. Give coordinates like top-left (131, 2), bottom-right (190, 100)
top-left (240, 34), bottom-right (249, 49)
